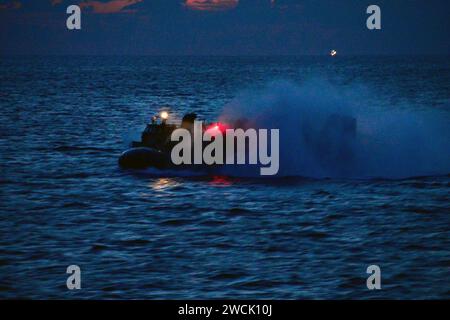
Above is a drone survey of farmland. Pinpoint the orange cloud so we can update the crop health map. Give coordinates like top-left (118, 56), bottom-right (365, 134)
top-left (0, 1), bottom-right (21, 10)
top-left (79, 0), bottom-right (142, 14)
top-left (51, 0), bottom-right (63, 5)
top-left (185, 0), bottom-right (238, 11)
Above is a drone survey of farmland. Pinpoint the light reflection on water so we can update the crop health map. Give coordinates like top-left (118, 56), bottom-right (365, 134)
top-left (150, 178), bottom-right (181, 191)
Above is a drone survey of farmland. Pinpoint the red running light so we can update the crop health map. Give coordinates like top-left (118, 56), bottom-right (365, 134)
top-left (207, 122), bottom-right (228, 135)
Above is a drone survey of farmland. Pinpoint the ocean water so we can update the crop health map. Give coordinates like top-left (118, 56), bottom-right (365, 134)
top-left (0, 56), bottom-right (449, 299)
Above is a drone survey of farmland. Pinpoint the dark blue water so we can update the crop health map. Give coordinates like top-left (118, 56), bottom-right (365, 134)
top-left (0, 56), bottom-right (449, 299)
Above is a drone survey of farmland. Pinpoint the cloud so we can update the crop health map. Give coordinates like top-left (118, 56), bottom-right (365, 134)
top-left (0, 1), bottom-right (22, 10)
top-left (185, 0), bottom-right (239, 11)
top-left (79, 0), bottom-right (143, 14)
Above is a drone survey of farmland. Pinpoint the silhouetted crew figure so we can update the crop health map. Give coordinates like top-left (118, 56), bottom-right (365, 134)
top-left (181, 113), bottom-right (197, 132)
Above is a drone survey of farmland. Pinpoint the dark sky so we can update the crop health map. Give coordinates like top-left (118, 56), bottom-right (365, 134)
top-left (0, 0), bottom-right (449, 55)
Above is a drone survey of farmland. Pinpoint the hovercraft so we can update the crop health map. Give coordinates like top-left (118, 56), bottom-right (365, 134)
top-left (119, 110), bottom-right (357, 174)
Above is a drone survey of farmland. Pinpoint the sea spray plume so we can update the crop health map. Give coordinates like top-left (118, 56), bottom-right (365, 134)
top-left (219, 79), bottom-right (450, 179)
